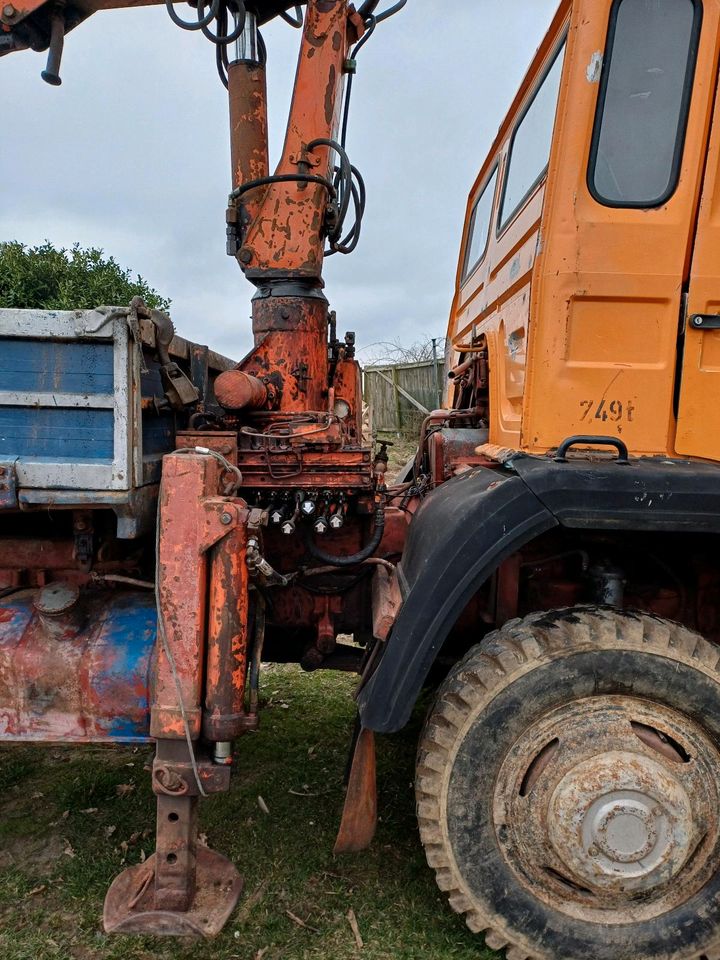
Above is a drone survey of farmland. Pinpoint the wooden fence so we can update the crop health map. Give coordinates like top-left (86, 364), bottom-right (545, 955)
top-left (363, 359), bottom-right (444, 436)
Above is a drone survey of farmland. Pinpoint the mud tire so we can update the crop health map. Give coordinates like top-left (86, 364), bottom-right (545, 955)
top-left (416, 607), bottom-right (720, 960)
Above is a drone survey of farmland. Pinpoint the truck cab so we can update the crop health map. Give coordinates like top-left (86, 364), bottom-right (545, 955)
top-left (448, 0), bottom-right (720, 461)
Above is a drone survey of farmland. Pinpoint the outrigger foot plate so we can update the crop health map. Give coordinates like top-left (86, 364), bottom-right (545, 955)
top-left (103, 846), bottom-right (243, 938)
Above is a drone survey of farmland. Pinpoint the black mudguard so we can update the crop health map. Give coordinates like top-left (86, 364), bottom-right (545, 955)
top-left (358, 455), bottom-right (720, 734)
top-left (358, 466), bottom-right (557, 733)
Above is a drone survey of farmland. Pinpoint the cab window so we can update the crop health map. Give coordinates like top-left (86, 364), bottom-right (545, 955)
top-left (498, 42), bottom-right (566, 232)
top-left (463, 168), bottom-right (498, 281)
top-left (589, 0), bottom-right (702, 207)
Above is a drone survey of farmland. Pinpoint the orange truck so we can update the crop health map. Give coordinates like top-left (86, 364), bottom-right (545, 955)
top-left (3, 1), bottom-right (720, 958)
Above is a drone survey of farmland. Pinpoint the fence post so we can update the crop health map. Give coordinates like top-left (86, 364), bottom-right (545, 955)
top-left (432, 338), bottom-right (442, 409)
top-left (391, 365), bottom-right (403, 433)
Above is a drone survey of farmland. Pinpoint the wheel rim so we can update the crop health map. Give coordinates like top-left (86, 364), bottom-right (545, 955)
top-left (493, 696), bottom-right (720, 924)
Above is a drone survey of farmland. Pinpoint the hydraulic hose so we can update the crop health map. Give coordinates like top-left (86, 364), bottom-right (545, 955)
top-left (357, 0), bottom-right (381, 18)
top-left (358, 0), bottom-right (406, 24)
top-left (302, 497), bottom-right (386, 568)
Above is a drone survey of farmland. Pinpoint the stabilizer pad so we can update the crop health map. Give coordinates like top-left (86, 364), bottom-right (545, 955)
top-left (103, 846), bottom-right (243, 938)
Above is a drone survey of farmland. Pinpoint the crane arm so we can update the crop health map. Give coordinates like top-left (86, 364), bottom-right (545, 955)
top-left (0, 0), bottom-right (302, 57)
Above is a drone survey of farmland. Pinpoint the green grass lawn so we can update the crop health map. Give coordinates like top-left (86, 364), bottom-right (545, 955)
top-left (0, 666), bottom-right (499, 960)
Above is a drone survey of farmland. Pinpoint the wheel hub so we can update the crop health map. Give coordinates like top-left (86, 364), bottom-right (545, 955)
top-left (493, 696), bottom-right (720, 923)
top-left (592, 795), bottom-right (658, 863)
top-left (549, 753), bottom-right (693, 892)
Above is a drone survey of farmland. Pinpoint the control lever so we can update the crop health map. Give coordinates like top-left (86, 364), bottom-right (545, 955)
top-left (41, 0), bottom-right (65, 85)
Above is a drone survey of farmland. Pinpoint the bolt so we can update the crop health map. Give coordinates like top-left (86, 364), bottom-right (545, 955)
top-left (281, 308), bottom-right (290, 320)
top-left (2, 4), bottom-right (16, 18)
top-left (695, 317), bottom-right (704, 326)
top-left (220, 511), bottom-right (233, 525)
top-left (588, 845), bottom-right (599, 858)
top-left (238, 248), bottom-right (253, 264)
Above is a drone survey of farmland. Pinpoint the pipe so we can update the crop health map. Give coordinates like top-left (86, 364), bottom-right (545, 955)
top-left (40, 0), bottom-right (65, 85)
top-left (92, 574), bottom-right (155, 590)
top-left (300, 557), bottom-right (395, 578)
top-left (227, 13), bottom-right (269, 224)
top-left (214, 368), bottom-right (269, 411)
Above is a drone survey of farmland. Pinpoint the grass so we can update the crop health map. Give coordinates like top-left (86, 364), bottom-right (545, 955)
top-left (0, 666), bottom-right (500, 960)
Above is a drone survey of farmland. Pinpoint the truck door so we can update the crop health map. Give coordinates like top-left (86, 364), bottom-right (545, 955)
top-left (525, 0), bottom-right (720, 458)
top-left (676, 49), bottom-right (720, 461)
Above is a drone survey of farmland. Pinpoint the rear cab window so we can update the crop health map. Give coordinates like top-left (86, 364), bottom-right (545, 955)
top-left (588, 0), bottom-right (703, 207)
top-left (498, 41), bottom-right (567, 232)
top-left (463, 168), bottom-right (498, 281)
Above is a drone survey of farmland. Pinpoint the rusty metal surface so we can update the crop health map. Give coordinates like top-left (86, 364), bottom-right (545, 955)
top-left (493, 695), bottom-right (720, 924)
top-left (239, 2), bottom-right (360, 280)
top-left (203, 525), bottom-right (250, 741)
top-left (154, 791), bottom-right (198, 913)
top-left (174, 431), bottom-right (238, 465)
top-left (371, 564), bottom-right (402, 641)
top-left (427, 428), bottom-right (491, 484)
top-left (1, 0), bottom-right (306, 29)
top-left (0, 539), bottom-right (77, 570)
top-left (334, 726), bottom-right (377, 854)
top-left (228, 58), bottom-right (269, 227)
top-left (103, 843), bottom-right (243, 937)
top-left (0, 588), bottom-right (156, 742)
top-left (240, 293), bottom-right (333, 414)
top-left (214, 369), bottom-right (269, 412)
top-left (151, 451), bottom-right (245, 740)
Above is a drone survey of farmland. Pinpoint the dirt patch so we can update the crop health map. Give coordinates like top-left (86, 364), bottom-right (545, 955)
top-left (0, 833), bottom-right (65, 877)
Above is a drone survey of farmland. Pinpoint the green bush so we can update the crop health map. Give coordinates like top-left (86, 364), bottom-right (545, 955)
top-left (0, 240), bottom-right (170, 311)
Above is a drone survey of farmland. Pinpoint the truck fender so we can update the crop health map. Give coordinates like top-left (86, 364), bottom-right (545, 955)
top-left (357, 465), bottom-right (557, 733)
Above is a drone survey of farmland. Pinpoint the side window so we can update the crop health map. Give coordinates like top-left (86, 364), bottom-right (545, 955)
top-left (498, 42), bottom-right (566, 231)
top-left (463, 168), bottom-right (498, 281)
top-left (589, 0), bottom-right (702, 207)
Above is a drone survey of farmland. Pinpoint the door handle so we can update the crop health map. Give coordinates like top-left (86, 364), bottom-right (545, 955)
top-left (689, 314), bottom-right (720, 329)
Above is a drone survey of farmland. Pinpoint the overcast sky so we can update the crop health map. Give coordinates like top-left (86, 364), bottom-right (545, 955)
top-left (1, 1), bottom-right (558, 361)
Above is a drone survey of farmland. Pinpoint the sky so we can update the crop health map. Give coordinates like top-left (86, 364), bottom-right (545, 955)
top-left (1, 1), bottom-right (558, 362)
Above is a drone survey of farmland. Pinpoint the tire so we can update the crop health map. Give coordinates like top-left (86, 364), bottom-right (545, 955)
top-left (416, 607), bottom-right (720, 960)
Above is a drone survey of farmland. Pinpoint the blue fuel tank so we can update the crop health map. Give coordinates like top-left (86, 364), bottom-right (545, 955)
top-left (0, 588), bottom-right (157, 743)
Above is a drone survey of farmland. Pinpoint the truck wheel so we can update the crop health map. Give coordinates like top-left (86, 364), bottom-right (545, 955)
top-left (416, 607), bottom-right (720, 960)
